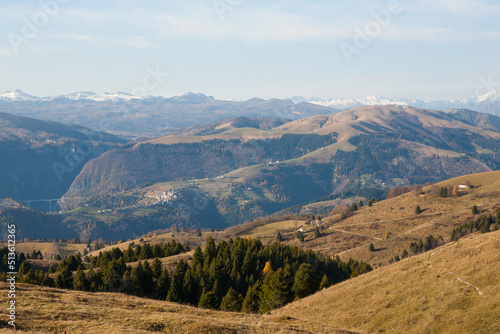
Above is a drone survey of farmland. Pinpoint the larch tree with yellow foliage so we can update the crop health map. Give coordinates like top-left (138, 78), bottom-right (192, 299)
top-left (263, 261), bottom-right (273, 274)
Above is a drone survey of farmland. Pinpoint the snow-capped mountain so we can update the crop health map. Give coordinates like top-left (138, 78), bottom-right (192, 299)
top-left (0, 89), bottom-right (39, 101)
top-left (290, 92), bottom-right (500, 115)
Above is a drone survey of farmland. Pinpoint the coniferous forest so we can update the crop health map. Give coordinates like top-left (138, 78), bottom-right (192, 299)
top-left (10, 237), bottom-right (372, 313)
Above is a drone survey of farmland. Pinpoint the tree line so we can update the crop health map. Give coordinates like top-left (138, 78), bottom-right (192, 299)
top-left (15, 237), bottom-right (372, 314)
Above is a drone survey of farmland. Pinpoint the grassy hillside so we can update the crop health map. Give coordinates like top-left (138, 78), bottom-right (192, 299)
top-left (2, 225), bottom-right (498, 333)
top-left (273, 230), bottom-right (500, 334)
top-left (0, 282), bottom-right (352, 334)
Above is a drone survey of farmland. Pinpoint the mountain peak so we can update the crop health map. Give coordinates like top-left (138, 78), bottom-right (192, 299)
top-left (0, 89), bottom-right (38, 101)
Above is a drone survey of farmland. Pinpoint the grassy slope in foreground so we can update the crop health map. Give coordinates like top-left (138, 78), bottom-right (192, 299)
top-left (273, 230), bottom-right (500, 334)
top-left (0, 288), bottom-right (351, 334)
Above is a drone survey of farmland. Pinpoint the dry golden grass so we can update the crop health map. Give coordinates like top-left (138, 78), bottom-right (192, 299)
top-left (0, 283), bottom-right (352, 334)
top-left (273, 230), bottom-right (500, 334)
top-left (0, 242), bottom-right (88, 259)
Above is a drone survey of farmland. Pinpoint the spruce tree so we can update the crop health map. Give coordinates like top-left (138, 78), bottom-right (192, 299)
top-left (318, 274), bottom-right (330, 290)
top-left (259, 266), bottom-right (294, 313)
top-left (152, 258), bottom-right (163, 279)
top-left (415, 205), bottom-right (422, 214)
top-left (313, 227), bottom-right (321, 239)
top-left (73, 268), bottom-right (89, 291)
top-left (55, 266), bottom-right (73, 289)
top-left (351, 202), bottom-right (358, 211)
top-left (241, 284), bottom-right (260, 313)
top-left (220, 287), bottom-right (243, 312)
top-left (155, 269), bottom-right (171, 300)
top-left (292, 263), bottom-right (318, 300)
top-left (198, 290), bottom-right (219, 309)
top-left (368, 243), bottom-right (375, 252)
top-left (472, 205), bottom-right (479, 215)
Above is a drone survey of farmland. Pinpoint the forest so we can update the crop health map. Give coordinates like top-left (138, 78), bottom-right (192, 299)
top-left (11, 237), bottom-right (372, 314)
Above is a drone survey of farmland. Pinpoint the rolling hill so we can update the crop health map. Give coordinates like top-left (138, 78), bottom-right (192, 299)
top-left (0, 111), bottom-right (126, 205)
top-left (2, 226), bottom-right (498, 333)
top-left (272, 230), bottom-right (500, 334)
top-left (57, 106), bottom-right (500, 236)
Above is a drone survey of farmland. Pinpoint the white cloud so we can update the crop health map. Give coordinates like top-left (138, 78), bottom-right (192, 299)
top-left (47, 33), bottom-right (156, 49)
top-left (420, 0), bottom-right (500, 16)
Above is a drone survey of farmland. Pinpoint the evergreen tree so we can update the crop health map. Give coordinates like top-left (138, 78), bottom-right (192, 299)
top-left (73, 268), bottom-right (89, 291)
top-left (167, 260), bottom-right (188, 302)
top-left (18, 261), bottom-right (31, 276)
top-left (318, 274), bottom-right (330, 290)
top-left (313, 227), bottom-right (321, 239)
top-left (401, 249), bottom-right (408, 259)
top-left (415, 205), bottom-right (422, 214)
top-left (192, 246), bottom-right (204, 268)
top-left (152, 258), bottom-right (163, 279)
top-left (276, 231), bottom-right (283, 242)
top-left (220, 287), bottom-right (243, 312)
top-left (368, 243), bottom-right (375, 252)
top-left (241, 284), bottom-right (260, 313)
top-left (198, 290), bottom-right (219, 309)
top-left (472, 205), bottom-right (479, 215)
top-left (292, 263), bottom-right (318, 300)
top-left (55, 266), bottom-right (73, 289)
top-left (439, 187), bottom-right (448, 198)
top-left (351, 202), bottom-right (358, 211)
top-left (358, 200), bottom-right (364, 208)
top-left (296, 231), bottom-right (305, 242)
top-left (155, 269), bottom-right (171, 300)
top-left (259, 266), bottom-right (294, 313)
top-left (182, 268), bottom-right (199, 305)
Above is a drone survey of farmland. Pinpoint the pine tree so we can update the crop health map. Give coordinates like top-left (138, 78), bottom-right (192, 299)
top-left (415, 205), bottom-right (422, 214)
top-left (55, 266), bottom-right (73, 289)
top-left (198, 290), bottom-right (219, 309)
top-left (318, 274), bottom-right (330, 290)
top-left (259, 266), bottom-right (294, 313)
top-left (276, 231), bottom-right (283, 242)
top-left (450, 229), bottom-right (458, 242)
top-left (358, 200), bottom-right (364, 208)
top-left (292, 263), bottom-right (318, 300)
top-left (368, 243), bottom-right (375, 252)
top-left (220, 287), bottom-right (242, 312)
top-left (73, 268), bottom-right (89, 291)
top-left (313, 227), bottom-right (320, 239)
top-left (401, 249), bottom-right (408, 259)
top-left (152, 258), bottom-right (162, 279)
top-left (155, 269), bottom-right (171, 300)
top-left (296, 231), bottom-right (305, 242)
top-left (18, 261), bottom-right (31, 276)
top-left (351, 202), bottom-right (358, 211)
top-left (472, 205), bottom-right (479, 215)
top-left (182, 268), bottom-right (198, 305)
top-left (241, 283), bottom-right (260, 313)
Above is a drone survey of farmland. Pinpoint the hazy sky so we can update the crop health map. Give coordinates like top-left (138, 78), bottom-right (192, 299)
top-left (1, 0), bottom-right (499, 100)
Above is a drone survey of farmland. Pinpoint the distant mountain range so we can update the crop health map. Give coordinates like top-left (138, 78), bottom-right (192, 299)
top-left (0, 89), bottom-right (335, 137)
top-left (291, 91), bottom-right (500, 116)
top-left (62, 106), bottom-right (500, 236)
top-left (0, 111), bottom-right (125, 202)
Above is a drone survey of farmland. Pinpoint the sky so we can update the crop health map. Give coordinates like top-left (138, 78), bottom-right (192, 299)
top-left (1, 0), bottom-right (500, 101)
